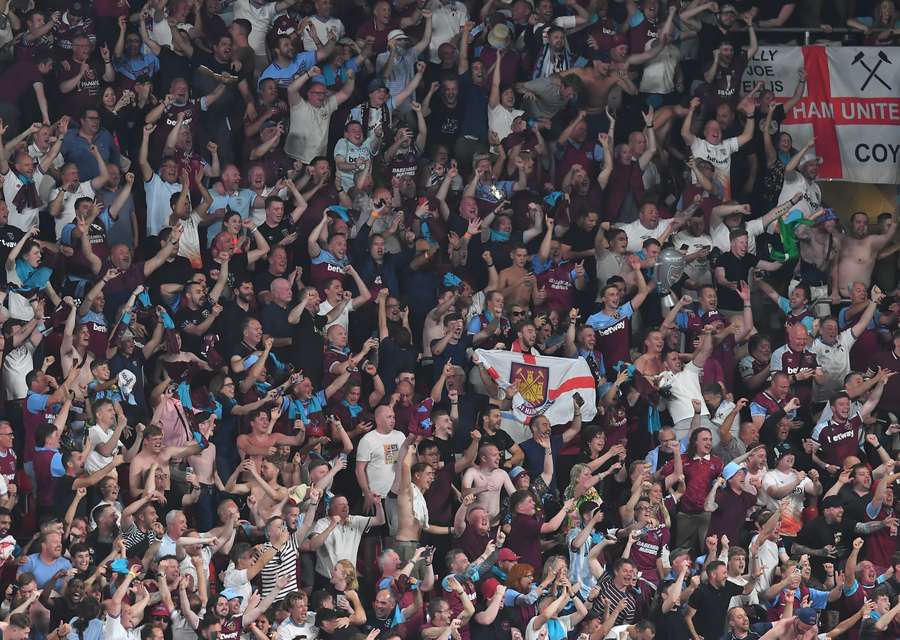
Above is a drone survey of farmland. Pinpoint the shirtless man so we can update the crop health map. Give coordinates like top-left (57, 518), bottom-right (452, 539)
top-left (394, 444), bottom-right (452, 570)
top-left (224, 457), bottom-right (289, 522)
top-left (462, 443), bottom-right (516, 524)
top-left (793, 208), bottom-right (841, 310)
top-left (560, 56), bottom-right (637, 111)
top-left (187, 413), bottom-right (224, 490)
top-left (635, 329), bottom-right (666, 377)
top-left (836, 211), bottom-right (895, 299)
top-left (185, 413), bottom-right (226, 529)
top-left (128, 425), bottom-right (202, 498)
top-left (236, 404), bottom-right (305, 460)
top-left (498, 245), bottom-right (538, 307)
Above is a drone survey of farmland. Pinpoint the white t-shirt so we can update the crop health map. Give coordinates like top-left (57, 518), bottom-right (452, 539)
top-left (318, 298), bottom-right (354, 331)
top-left (233, 0), bottom-right (277, 58)
top-left (4, 168), bottom-right (46, 231)
top-left (427, 0), bottom-right (468, 62)
top-left (311, 514), bottom-right (370, 578)
top-left (810, 330), bottom-right (856, 403)
top-left (525, 613), bottom-right (573, 640)
top-left (690, 136), bottom-right (740, 194)
top-left (50, 181), bottom-right (95, 240)
top-left (616, 218), bottom-right (674, 252)
top-left (639, 42), bottom-right (681, 95)
top-left (85, 424), bottom-right (122, 473)
top-left (672, 230), bottom-right (713, 285)
top-left (221, 566), bottom-right (252, 612)
top-left (658, 361), bottom-right (709, 425)
top-left (761, 468), bottom-right (813, 523)
top-left (711, 217), bottom-right (766, 255)
top-left (175, 212), bottom-right (204, 267)
top-left (145, 173), bottom-right (182, 237)
top-left (355, 429), bottom-right (406, 495)
top-left (302, 16), bottom-right (344, 51)
top-left (778, 170), bottom-right (821, 218)
top-left (286, 95), bottom-right (339, 163)
top-left (2, 341), bottom-right (35, 401)
top-left (489, 104), bottom-right (525, 141)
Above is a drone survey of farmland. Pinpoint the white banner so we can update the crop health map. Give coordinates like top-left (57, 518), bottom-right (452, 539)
top-left (475, 349), bottom-right (597, 426)
top-left (741, 46), bottom-right (900, 184)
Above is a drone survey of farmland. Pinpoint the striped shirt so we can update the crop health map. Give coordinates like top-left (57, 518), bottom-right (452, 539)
top-left (591, 573), bottom-right (638, 625)
top-left (121, 520), bottom-right (157, 556)
top-left (260, 535), bottom-right (301, 601)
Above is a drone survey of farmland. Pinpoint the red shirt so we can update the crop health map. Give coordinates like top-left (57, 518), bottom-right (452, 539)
top-left (660, 454), bottom-right (724, 514)
top-left (356, 17), bottom-right (400, 55)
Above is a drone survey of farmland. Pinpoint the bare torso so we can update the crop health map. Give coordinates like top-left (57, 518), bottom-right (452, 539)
top-left (498, 267), bottom-right (534, 306)
top-left (838, 236), bottom-right (876, 295)
top-left (463, 466), bottom-right (507, 522)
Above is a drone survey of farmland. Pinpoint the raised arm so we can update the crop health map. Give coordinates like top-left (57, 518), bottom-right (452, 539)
top-left (681, 96), bottom-right (700, 146)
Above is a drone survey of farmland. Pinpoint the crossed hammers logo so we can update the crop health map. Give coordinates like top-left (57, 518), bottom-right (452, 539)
top-left (851, 50), bottom-right (893, 91)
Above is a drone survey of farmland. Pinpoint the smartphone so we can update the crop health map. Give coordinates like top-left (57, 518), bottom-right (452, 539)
top-left (338, 453), bottom-right (348, 463)
top-left (573, 392), bottom-right (584, 408)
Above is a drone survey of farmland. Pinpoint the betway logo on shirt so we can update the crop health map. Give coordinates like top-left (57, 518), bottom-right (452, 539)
top-left (826, 427), bottom-right (855, 443)
top-left (596, 319), bottom-right (627, 337)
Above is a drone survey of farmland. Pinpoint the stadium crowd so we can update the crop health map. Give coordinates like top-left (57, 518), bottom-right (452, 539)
top-left (0, 0), bottom-right (896, 639)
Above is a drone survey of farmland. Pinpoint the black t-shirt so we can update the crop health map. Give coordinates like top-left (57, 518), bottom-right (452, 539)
top-left (481, 429), bottom-right (515, 465)
top-left (155, 46), bottom-right (194, 98)
top-left (54, 475), bottom-right (80, 521)
top-left (220, 300), bottom-right (253, 351)
top-left (796, 515), bottom-right (855, 577)
top-left (715, 251), bottom-right (759, 310)
top-left (261, 302), bottom-right (292, 361)
top-left (687, 581), bottom-right (744, 640)
top-left (175, 303), bottom-right (212, 356)
top-left (0, 225), bottom-right (23, 285)
top-left (426, 98), bottom-right (464, 151)
top-left (291, 310), bottom-right (326, 387)
top-left (205, 253), bottom-right (249, 293)
top-left (257, 219), bottom-right (292, 249)
top-left (148, 256), bottom-right (195, 293)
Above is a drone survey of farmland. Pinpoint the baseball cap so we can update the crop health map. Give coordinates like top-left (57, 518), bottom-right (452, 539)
top-left (220, 588), bottom-right (244, 602)
top-left (367, 77), bottom-right (388, 93)
top-left (722, 461), bottom-right (744, 481)
top-left (773, 442), bottom-right (795, 461)
top-left (821, 495), bottom-right (843, 510)
top-left (150, 604), bottom-right (171, 618)
top-left (719, 3), bottom-right (738, 14)
top-left (611, 34), bottom-right (628, 49)
top-left (796, 607), bottom-right (817, 625)
top-left (817, 208), bottom-right (838, 224)
top-left (592, 49), bottom-right (611, 62)
top-left (509, 466), bottom-right (528, 479)
top-left (497, 548), bottom-right (520, 562)
top-left (481, 577), bottom-right (500, 599)
top-left (387, 29), bottom-right (408, 41)
top-left (800, 151), bottom-right (822, 167)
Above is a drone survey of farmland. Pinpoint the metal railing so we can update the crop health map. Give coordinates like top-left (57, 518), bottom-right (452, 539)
top-left (729, 26), bottom-right (897, 45)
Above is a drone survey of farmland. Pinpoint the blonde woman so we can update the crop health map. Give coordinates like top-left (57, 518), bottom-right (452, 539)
top-left (329, 559), bottom-right (366, 625)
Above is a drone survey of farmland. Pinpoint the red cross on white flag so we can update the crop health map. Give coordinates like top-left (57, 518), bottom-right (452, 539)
top-left (743, 46), bottom-right (900, 184)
